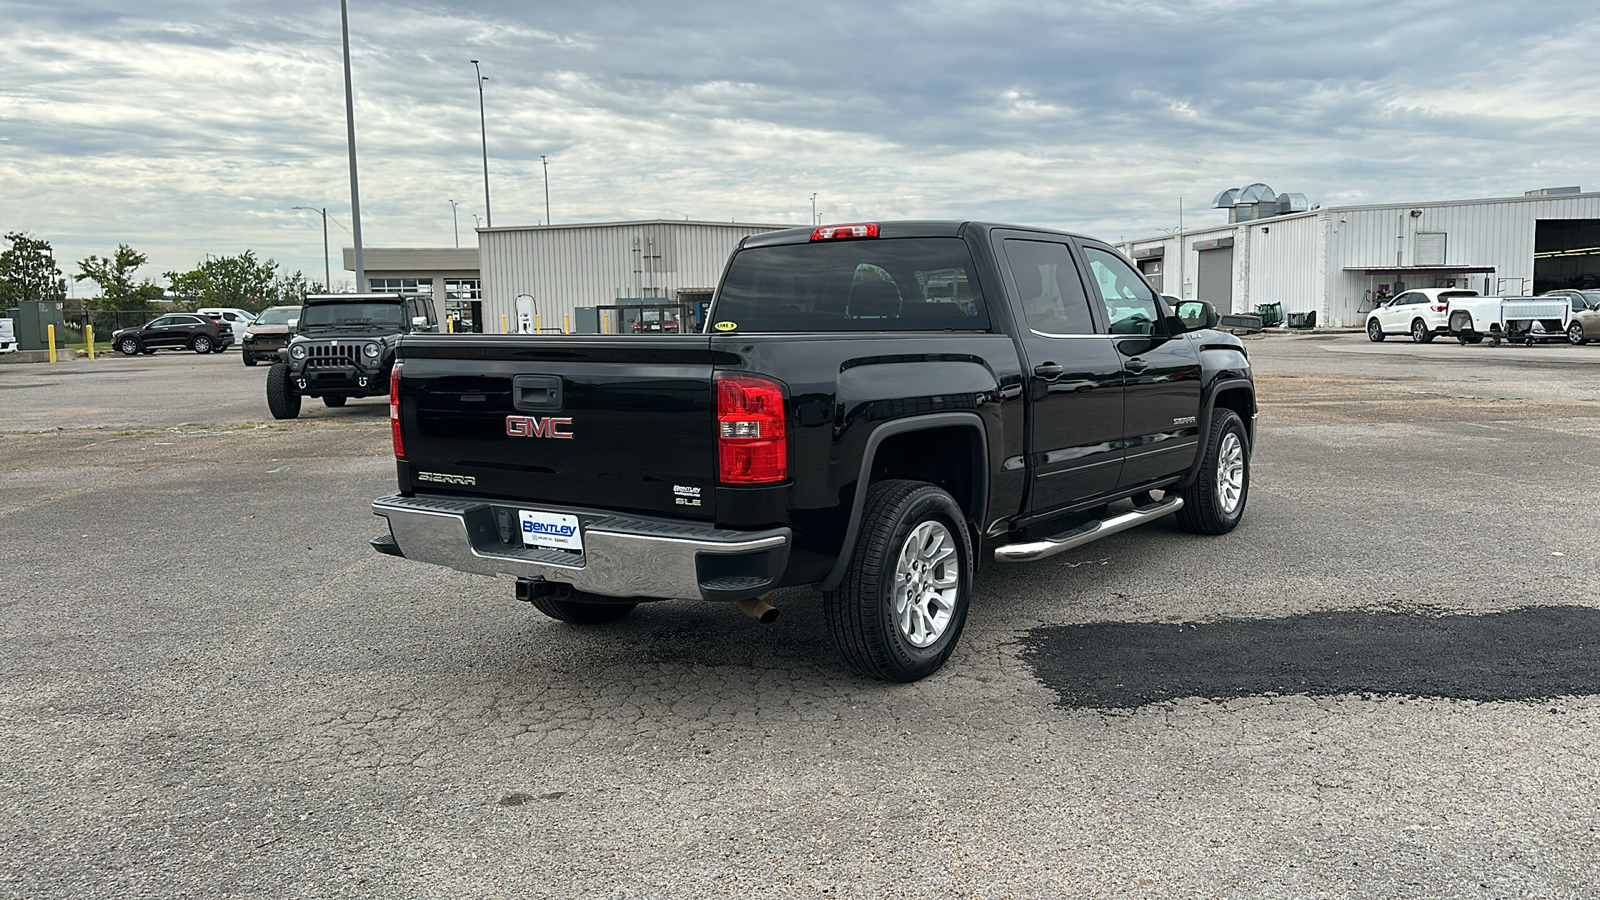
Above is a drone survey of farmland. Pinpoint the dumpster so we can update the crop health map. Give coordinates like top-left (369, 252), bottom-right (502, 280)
top-left (1254, 302), bottom-right (1284, 328)
top-left (1286, 310), bottom-right (1318, 329)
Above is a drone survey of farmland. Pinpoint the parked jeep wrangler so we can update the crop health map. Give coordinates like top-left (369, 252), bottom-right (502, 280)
top-left (267, 293), bottom-right (438, 419)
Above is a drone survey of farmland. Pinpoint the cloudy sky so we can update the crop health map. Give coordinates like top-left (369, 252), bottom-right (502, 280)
top-left (3, 0), bottom-right (1598, 292)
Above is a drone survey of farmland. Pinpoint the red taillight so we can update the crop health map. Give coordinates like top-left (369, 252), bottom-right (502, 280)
top-left (1433, 302), bottom-right (1449, 312)
top-left (390, 362), bottom-right (404, 458)
top-left (811, 223), bottom-right (879, 241)
top-left (716, 373), bottom-right (787, 484)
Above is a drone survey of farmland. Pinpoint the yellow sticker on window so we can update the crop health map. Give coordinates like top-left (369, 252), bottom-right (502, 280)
top-left (713, 321), bottom-right (738, 332)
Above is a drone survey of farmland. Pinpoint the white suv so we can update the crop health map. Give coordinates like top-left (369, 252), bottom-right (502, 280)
top-left (196, 307), bottom-right (256, 344)
top-left (1366, 288), bottom-right (1479, 343)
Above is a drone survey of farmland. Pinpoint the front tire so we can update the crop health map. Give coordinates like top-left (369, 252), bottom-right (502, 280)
top-left (118, 337), bottom-right (140, 356)
top-left (1176, 409), bottom-right (1250, 535)
top-left (824, 480), bottom-right (972, 682)
top-left (528, 588), bottom-right (636, 624)
top-left (322, 395), bottom-right (347, 408)
top-left (1411, 319), bottom-right (1434, 343)
top-left (266, 363), bottom-right (301, 419)
top-left (1367, 319), bottom-right (1385, 342)
top-left (242, 352), bottom-right (257, 367)
top-left (1569, 322), bottom-right (1588, 346)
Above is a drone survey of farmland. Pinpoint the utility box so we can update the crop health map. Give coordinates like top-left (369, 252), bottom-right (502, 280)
top-left (14, 301), bottom-right (66, 351)
top-left (571, 307), bottom-right (599, 334)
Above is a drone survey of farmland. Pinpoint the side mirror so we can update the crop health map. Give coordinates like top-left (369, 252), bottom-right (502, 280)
top-left (1175, 300), bottom-right (1218, 331)
top-left (411, 316), bottom-right (428, 328)
top-left (287, 318), bottom-right (299, 329)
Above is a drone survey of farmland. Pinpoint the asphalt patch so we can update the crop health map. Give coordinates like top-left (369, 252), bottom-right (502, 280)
top-left (1023, 605), bottom-right (1600, 708)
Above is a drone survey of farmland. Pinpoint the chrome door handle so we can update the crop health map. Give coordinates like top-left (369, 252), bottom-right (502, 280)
top-left (1124, 358), bottom-right (1149, 373)
top-left (1033, 362), bottom-right (1064, 378)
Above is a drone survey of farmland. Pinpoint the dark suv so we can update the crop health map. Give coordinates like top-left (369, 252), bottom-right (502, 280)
top-left (266, 293), bottom-right (438, 418)
top-left (112, 313), bottom-right (232, 356)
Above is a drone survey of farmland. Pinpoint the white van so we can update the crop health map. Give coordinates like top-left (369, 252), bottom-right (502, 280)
top-left (196, 307), bottom-right (256, 344)
top-left (0, 318), bottom-right (15, 353)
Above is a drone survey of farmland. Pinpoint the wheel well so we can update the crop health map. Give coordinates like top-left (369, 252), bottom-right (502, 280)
top-left (1213, 387), bottom-right (1254, 443)
top-left (867, 426), bottom-right (978, 523)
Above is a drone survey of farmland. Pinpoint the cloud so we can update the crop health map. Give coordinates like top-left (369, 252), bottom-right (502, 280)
top-left (1, 0), bottom-right (1597, 287)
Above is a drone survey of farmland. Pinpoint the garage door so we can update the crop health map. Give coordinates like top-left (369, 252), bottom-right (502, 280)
top-left (1197, 246), bottom-right (1233, 309)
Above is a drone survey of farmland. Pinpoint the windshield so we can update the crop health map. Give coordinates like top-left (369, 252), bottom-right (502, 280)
top-left (713, 237), bottom-right (989, 332)
top-left (255, 308), bottom-right (298, 326)
top-left (299, 302), bottom-right (404, 328)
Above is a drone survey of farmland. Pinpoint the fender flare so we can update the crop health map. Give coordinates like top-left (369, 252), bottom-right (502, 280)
top-left (819, 411), bottom-right (989, 592)
top-left (1179, 378), bottom-right (1255, 489)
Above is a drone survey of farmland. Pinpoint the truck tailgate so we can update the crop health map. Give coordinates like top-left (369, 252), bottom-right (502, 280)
top-left (396, 335), bottom-right (718, 520)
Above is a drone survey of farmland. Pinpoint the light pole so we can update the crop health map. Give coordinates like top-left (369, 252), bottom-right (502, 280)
top-left (541, 155), bottom-right (550, 226)
top-left (341, 0), bottom-right (365, 290)
top-left (810, 193), bottom-right (818, 225)
top-left (448, 199), bottom-right (460, 248)
top-left (292, 206), bottom-right (331, 289)
top-left (471, 59), bottom-right (491, 227)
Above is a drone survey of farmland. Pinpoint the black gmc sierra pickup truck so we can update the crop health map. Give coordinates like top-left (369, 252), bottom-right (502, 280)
top-left (370, 221), bottom-right (1260, 681)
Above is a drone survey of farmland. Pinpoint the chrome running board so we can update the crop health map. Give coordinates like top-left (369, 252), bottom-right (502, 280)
top-left (992, 496), bottom-right (1184, 563)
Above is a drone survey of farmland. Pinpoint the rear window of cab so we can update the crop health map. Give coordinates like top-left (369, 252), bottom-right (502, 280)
top-left (712, 238), bottom-right (990, 333)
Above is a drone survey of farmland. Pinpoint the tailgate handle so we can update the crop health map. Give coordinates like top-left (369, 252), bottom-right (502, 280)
top-left (512, 375), bottom-right (563, 411)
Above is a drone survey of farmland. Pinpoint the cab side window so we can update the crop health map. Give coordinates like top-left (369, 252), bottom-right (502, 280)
top-left (1002, 239), bottom-right (1096, 335)
top-left (1082, 246), bottom-right (1162, 336)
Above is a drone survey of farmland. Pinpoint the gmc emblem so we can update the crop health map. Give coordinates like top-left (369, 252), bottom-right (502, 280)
top-left (506, 415), bottom-right (574, 439)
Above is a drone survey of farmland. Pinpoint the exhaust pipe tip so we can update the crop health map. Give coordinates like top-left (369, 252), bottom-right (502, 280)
top-left (736, 595), bottom-right (779, 624)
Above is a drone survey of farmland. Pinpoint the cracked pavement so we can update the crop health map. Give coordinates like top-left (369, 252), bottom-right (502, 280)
top-left (1, 339), bottom-right (1597, 898)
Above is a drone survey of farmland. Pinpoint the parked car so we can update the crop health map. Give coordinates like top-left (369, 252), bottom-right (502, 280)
top-left (111, 314), bottom-right (232, 356)
top-left (1366, 288), bottom-right (1480, 343)
top-left (196, 307), bottom-right (256, 344)
top-left (240, 305), bottom-right (299, 366)
top-left (0, 318), bottom-right (15, 354)
top-left (1536, 290), bottom-right (1600, 344)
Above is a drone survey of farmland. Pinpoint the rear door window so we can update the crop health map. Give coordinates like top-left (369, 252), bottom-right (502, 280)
top-left (1002, 239), bottom-right (1095, 335)
top-left (713, 238), bottom-right (989, 332)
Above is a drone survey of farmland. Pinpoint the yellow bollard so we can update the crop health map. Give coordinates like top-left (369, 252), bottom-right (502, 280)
top-left (447, 317), bottom-right (454, 334)
top-left (86, 324), bottom-right (95, 360)
top-left (47, 324), bottom-right (57, 363)
top-left (564, 313), bottom-right (570, 334)
top-left (535, 313), bottom-right (541, 332)
top-left (501, 313), bottom-right (507, 334)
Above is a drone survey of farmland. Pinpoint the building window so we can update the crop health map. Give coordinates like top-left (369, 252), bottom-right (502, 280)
top-left (445, 279), bottom-right (481, 300)
top-left (370, 278), bottom-right (433, 295)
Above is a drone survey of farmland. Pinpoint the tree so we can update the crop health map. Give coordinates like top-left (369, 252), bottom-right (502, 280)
top-left (0, 232), bottom-right (68, 307)
top-left (164, 251), bottom-right (279, 313)
top-left (75, 244), bottom-right (164, 312)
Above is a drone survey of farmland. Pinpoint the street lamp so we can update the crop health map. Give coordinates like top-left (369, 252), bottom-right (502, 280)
top-left (292, 206), bottom-right (331, 289)
top-left (541, 155), bottom-right (550, 226)
top-left (471, 59), bottom-right (491, 227)
top-left (447, 199), bottom-right (460, 248)
top-left (810, 193), bottom-right (818, 226)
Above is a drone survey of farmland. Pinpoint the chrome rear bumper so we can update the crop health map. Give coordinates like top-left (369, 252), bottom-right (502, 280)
top-left (371, 493), bottom-right (790, 601)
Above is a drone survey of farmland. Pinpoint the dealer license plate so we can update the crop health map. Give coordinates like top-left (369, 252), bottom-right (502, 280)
top-left (518, 509), bottom-right (583, 552)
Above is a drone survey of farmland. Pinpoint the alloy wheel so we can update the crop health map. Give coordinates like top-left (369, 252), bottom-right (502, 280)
top-left (892, 520), bottom-right (960, 648)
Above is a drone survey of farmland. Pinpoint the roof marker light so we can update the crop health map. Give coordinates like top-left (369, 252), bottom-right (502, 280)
top-left (811, 223), bottom-right (880, 241)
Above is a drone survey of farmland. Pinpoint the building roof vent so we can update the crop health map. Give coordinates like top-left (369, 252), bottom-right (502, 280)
top-left (1212, 188), bottom-right (1241, 207)
top-left (1276, 192), bottom-right (1309, 214)
top-left (1235, 183), bottom-right (1276, 205)
top-left (1525, 186), bottom-right (1581, 197)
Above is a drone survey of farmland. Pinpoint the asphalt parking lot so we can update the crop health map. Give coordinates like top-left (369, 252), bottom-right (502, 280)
top-left (2, 336), bottom-right (1598, 898)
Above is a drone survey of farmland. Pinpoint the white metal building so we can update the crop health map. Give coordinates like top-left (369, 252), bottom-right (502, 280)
top-left (1117, 188), bottom-right (1600, 326)
top-left (477, 220), bottom-right (794, 333)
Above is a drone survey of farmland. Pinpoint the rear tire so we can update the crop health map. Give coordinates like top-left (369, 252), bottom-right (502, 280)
top-left (1569, 322), bottom-right (1588, 346)
top-left (1463, 332), bottom-right (1484, 345)
top-left (528, 588), bottom-right (636, 624)
top-left (192, 335), bottom-right (213, 354)
top-left (322, 395), bottom-right (347, 408)
top-left (1176, 409), bottom-right (1250, 535)
top-left (1366, 319), bottom-right (1384, 342)
top-left (824, 479), bottom-right (972, 682)
top-left (266, 363), bottom-right (301, 419)
top-left (1411, 319), bottom-right (1433, 343)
